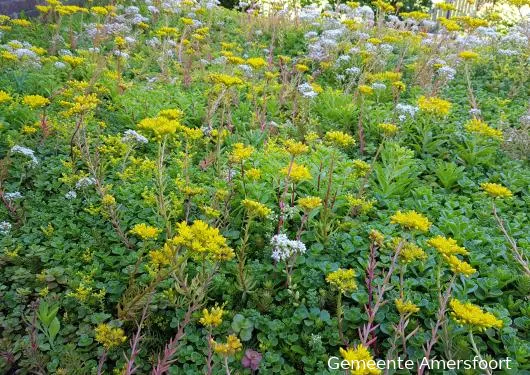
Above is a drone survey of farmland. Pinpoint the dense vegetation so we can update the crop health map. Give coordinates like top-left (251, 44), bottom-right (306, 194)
top-left (0, 0), bottom-right (529, 374)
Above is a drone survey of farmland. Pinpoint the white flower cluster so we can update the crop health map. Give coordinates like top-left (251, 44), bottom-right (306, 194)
top-left (122, 129), bottom-right (148, 144)
top-left (11, 145), bottom-right (38, 166)
top-left (4, 192), bottom-right (23, 201)
top-left (298, 82), bottom-right (318, 98)
top-left (396, 103), bottom-right (419, 121)
top-left (0, 221), bottom-right (12, 235)
top-left (75, 177), bottom-right (97, 189)
top-left (270, 234), bottom-right (306, 262)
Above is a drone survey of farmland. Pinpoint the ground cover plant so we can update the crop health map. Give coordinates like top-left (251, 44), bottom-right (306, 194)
top-left (0, 0), bottom-right (529, 374)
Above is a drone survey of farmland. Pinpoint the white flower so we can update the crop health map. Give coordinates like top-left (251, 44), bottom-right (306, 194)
top-left (122, 129), bottom-right (148, 144)
top-left (298, 83), bottom-right (318, 98)
top-left (0, 221), bottom-right (12, 235)
top-left (65, 190), bottom-right (77, 199)
top-left (11, 145), bottom-right (38, 166)
top-left (4, 192), bottom-right (23, 201)
top-left (396, 103), bottom-right (419, 119)
top-left (75, 177), bottom-right (97, 189)
top-left (270, 234), bottom-right (306, 262)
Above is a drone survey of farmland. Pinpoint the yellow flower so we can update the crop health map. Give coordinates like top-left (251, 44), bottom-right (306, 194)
top-left (459, 50), bottom-right (479, 60)
top-left (23, 95), bottom-right (50, 109)
top-left (181, 17), bottom-right (194, 25)
top-left (284, 139), bottom-right (309, 156)
top-left (352, 159), bottom-right (371, 177)
top-left (465, 118), bottom-right (503, 140)
top-left (295, 64), bottom-right (310, 72)
top-left (91, 6), bottom-right (109, 16)
top-left (396, 239), bottom-right (427, 263)
top-left (101, 194), bottom-right (116, 206)
top-left (281, 162), bottom-right (312, 182)
top-left (326, 268), bottom-right (357, 293)
top-left (395, 298), bottom-right (420, 314)
top-left (339, 344), bottom-right (381, 375)
top-left (230, 143), bottom-right (254, 163)
top-left (390, 210), bottom-right (431, 232)
top-left (378, 123), bottom-right (398, 137)
top-left (62, 55), bottom-right (85, 68)
top-left (325, 131), bottom-right (355, 148)
top-left (211, 334), bottom-right (242, 356)
top-left (480, 182), bottom-right (512, 198)
top-left (62, 94), bottom-right (99, 116)
top-left (246, 168), bottom-right (261, 181)
top-left (450, 299), bottom-right (503, 331)
top-left (11, 19), bottom-right (31, 27)
top-left (0, 90), bottom-right (13, 104)
top-left (443, 255), bottom-right (476, 277)
top-left (159, 108), bottom-right (184, 120)
top-left (439, 17), bottom-right (462, 31)
top-left (172, 220), bottom-right (234, 261)
top-left (137, 116), bottom-right (180, 138)
top-left (130, 223), bottom-right (161, 240)
top-left (427, 236), bottom-right (468, 256)
top-left (94, 324), bottom-right (127, 350)
top-left (200, 305), bottom-right (224, 328)
top-left (149, 242), bottom-right (175, 268)
top-left (346, 196), bottom-right (374, 215)
top-left (246, 57), bottom-right (267, 69)
top-left (298, 196), bottom-right (322, 211)
top-left (358, 85), bottom-right (374, 95)
top-left (242, 199), bottom-right (271, 219)
top-left (1, 51), bottom-right (17, 61)
top-left (418, 96), bottom-right (452, 116)
top-left (209, 73), bottom-right (244, 87)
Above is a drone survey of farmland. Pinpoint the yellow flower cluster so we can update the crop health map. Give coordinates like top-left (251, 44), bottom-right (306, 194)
top-left (148, 243), bottom-right (175, 268)
top-left (465, 118), bottom-right (503, 140)
top-left (390, 210), bottom-right (431, 232)
top-left (480, 182), bottom-right (512, 198)
top-left (284, 139), bottom-right (309, 156)
top-left (427, 236), bottom-right (468, 256)
top-left (326, 268), bottom-right (357, 293)
top-left (282, 162), bottom-right (312, 182)
top-left (459, 50), bottom-right (479, 60)
top-left (339, 344), bottom-right (381, 375)
top-left (23, 95), bottom-right (50, 109)
top-left (209, 73), bottom-right (244, 87)
top-left (418, 96), bottom-right (452, 116)
top-left (130, 223), bottom-right (161, 240)
top-left (242, 199), bottom-right (271, 219)
top-left (246, 168), bottom-right (261, 180)
top-left (346, 196), bottom-right (374, 215)
top-left (395, 298), bottom-right (420, 314)
top-left (211, 334), bottom-right (242, 356)
top-left (137, 116), bottom-right (181, 138)
top-left (358, 85), bottom-right (374, 95)
top-left (101, 194), bottom-right (116, 206)
top-left (230, 143), bottom-right (254, 163)
top-left (378, 123), bottom-right (398, 137)
top-left (94, 324), bottom-right (127, 350)
top-left (62, 93), bottom-right (99, 117)
top-left (450, 299), bottom-right (503, 330)
top-left (443, 255), bottom-right (476, 277)
top-left (352, 159), bottom-right (371, 177)
top-left (172, 220), bottom-right (234, 261)
top-left (396, 239), bottom-right (427, 264)
top-left (246, 57), bottom-right (267, 69)
top-left (325, 131), bottom-right (356, 148)
top-left (200, 305), bottom-right (224, 328)
top-left (62, 55), bottom-right (85, 67)
top-left (0, 90), bottom-right (12, 104)
top-left (298, 196), bottom-right (322, 211)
